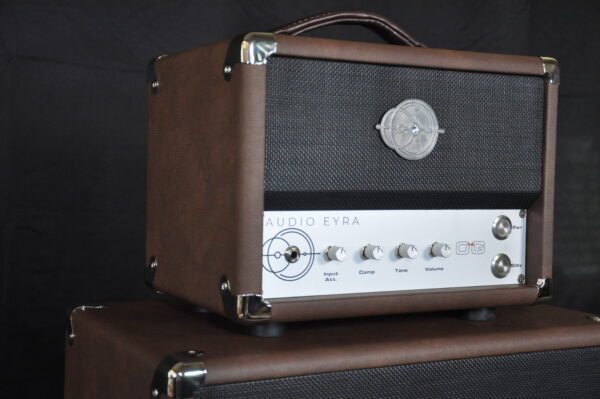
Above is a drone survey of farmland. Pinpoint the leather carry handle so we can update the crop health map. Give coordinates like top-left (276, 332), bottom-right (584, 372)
top-left (271, 11), bottom-right (426, 47)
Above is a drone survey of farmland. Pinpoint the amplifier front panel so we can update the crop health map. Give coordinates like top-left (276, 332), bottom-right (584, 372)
top-left (262, 209), bottom-right (526, 299)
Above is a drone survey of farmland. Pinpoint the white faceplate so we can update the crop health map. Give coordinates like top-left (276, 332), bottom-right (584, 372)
top-left (262, 209), bottom-right (526, 299)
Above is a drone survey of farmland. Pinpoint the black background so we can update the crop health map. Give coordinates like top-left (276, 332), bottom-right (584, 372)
top-left (1, 1), bottom-right (599, 398)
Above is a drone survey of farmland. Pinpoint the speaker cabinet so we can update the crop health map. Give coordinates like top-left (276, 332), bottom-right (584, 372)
top-left (65, 302), bottom-right (600, 399)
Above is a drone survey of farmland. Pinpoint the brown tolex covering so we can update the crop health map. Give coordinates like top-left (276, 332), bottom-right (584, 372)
top-left (274, 34), bottom-right (544, 76)
top-left (147, 41), bottom-right (266, 315)
top-left (64, 301), bottom-right (600, 398)
top-left (526, 82), bottom-right (558, 283)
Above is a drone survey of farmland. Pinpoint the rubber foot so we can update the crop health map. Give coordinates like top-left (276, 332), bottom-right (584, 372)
top-left (458, 307), bottom-right (497, 322)
top-left (245, 322), bottom-right (287, 338)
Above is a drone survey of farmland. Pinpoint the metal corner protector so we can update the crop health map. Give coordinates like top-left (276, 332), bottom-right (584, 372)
top-left (535, 277), bottom-right (553, 299)
top-left (220, 276), bottom-right (272, 324)
top-left (240, 32), bottom-right (278, 65)
top-left (224, 32), bottom-right (277, 80)
top-left (145, 255), bottom-right (160, 291)
top-left (541, 57), bottom-right (559, 84)
top-left (151, 350), bottom-right (206, 399)
top-left (67, 305), bottom-right (104, 345)
top-left (148, 54), bottom-right (168, 94)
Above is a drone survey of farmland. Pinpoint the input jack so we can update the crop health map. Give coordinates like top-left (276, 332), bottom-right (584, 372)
top-left (284, 246), bottom-right (301, 263)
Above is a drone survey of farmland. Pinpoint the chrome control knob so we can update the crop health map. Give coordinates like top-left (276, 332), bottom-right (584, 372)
top-left (430, 242), bottom-right (451, 258)
top-left (326, 246), bottom-right (348, 262)
top-left (397, 244), bottom-right (418, 259)
top-left (492, 215), bottom-right (512, 240)
top-left (362, 244), bottom-right (384, 260)
top-left (491, 253), bottom-right (512, 278)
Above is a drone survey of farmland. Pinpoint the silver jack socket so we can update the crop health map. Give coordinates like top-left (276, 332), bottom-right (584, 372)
top-left (284, 246), bottom-right (301, 263)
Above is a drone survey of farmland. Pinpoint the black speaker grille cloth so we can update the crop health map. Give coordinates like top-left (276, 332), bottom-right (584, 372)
top-left (200, 346), bottom-right (600, 398)
top-left (265, 56), bottom-right (545, 210)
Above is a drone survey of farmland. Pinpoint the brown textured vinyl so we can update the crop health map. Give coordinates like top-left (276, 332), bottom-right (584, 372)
top-left (527, 82), bottom-right (559, 284)
top-left (146, 40), bottom-right (266, 314)
top-left (269, 285), bottom-right (539, 322)
top-left (275, 34), bottom-right (544, 76)
top-left (64, 301), bottom-right (600, 399)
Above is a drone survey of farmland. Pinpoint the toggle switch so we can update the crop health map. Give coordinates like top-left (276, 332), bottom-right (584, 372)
top-left (361, 244), bottom-right (384, 260)
top-left (430, 242), bottom-right (451, 258)
top-left (492, 215), bottom-right (512, 240)
top-left (397, 243), bottom-right (418, 259)
top-left (491, 253), bottom-right (512, 278)
top-left (326, 246), bottom-right (348, 262)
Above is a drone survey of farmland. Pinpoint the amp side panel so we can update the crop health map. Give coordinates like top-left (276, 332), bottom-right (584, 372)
top-left (146, 42), bottom-right (264, 313)
top-left (527, 81), bottom-right (558, 285)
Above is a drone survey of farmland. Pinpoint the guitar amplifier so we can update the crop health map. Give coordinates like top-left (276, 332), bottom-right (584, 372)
top-left (146, 12), bottom-right (559, 327)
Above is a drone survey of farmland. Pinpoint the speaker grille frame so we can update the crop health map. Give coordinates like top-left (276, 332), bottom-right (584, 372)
top-left (265, 56), bottom-right (545, 210)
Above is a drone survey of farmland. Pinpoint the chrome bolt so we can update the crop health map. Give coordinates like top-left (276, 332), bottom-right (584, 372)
top-left (518, 274), bottom-right (526, 285)
top-left (588, 315), bottom-right (600, 323)
top-left (519, 209), bottom-right (526, 218)
top-left (152, 388), bottom-right (159, 397)
top-left (187, 350), bottom-right (204, 357)
top-left (223, 65), bottom-right (232, 74)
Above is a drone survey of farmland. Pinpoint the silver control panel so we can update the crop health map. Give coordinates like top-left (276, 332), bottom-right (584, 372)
top-left (261, 209), bottom-right (526, 299)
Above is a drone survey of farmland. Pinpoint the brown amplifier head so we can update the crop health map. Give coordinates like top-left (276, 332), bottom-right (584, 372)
top-left (145, 11), bottom-right (558, 326)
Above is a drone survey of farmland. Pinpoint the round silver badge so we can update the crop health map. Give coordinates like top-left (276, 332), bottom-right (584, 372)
top-left (376, 99), bottom-right (445, 160)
